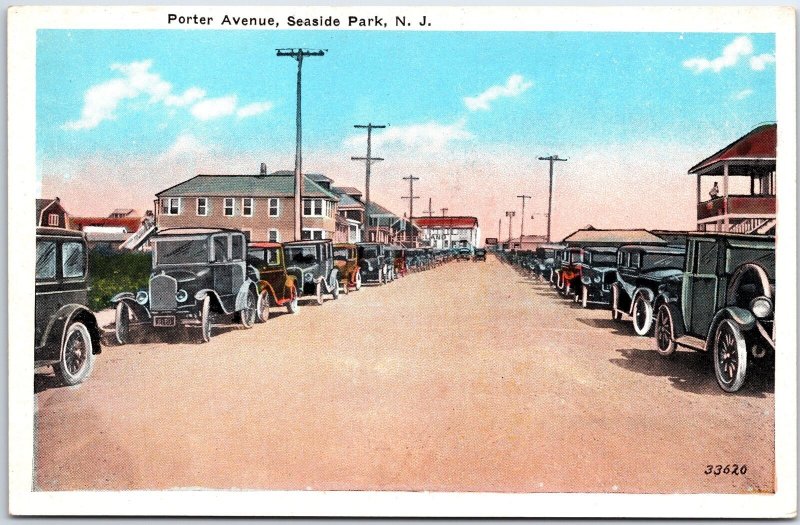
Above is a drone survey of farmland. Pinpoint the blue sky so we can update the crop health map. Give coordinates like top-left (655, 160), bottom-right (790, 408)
top-left (37, 29), bottom-right (776, 236)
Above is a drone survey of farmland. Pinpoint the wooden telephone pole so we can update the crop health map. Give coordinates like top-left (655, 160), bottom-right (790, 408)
top-left (402, 175), bottom-right (420, 246)
top-left (537, 155), bottom-right (567, 242)
top-left (276, 48), bottom-right (326, 241)
top-left (424, 198), bottom-right (434, 217)
top-left (517, 194), bottom-right (531, 239)
top-left (351, 123), bottom-right (387, 242)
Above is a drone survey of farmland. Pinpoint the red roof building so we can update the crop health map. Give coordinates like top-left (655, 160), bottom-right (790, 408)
top-left (413, 216), bottom-right (480, 249)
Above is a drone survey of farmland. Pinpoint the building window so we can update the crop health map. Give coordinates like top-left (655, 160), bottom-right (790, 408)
top-left (268, 229), bottom-right (279, 242)
top-left (242, 198), bottom-right (253, 217)
top-left (197, 197), bottom-right (208, 216)
top-left (162, 197), bottom-right (181, 215)
top-left (302, 228), bottom-right (324, 240)
top-left (303, 198), bottom-right (323, 217)
top-left (269, 198), bottom-right (280, 217)
top-left (48, 213), bottom-right (59, 226)
top-left (224, 198), bottom-right (235, 217)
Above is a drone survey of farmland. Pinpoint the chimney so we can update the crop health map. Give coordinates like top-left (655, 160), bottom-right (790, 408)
top-left (259, 163), bottom-right (267, 175)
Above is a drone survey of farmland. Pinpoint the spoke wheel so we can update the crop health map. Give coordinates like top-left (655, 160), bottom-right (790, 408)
top-left (55, 322), bottom-right (94, 386)
top-left (200, 296), bottom-right (212, 343)
top-left (713, 319), bottom-right (748, 393)
top-left (256, 290), bottom-right (270, 323)
top-left (330, 272), bottom-right (340, 300)
top-left (654, 303), bottom-right (677, 357)
top-left (632, 294), bottom-right (654, 336)
top-left (315, 281), bottom-right (324, 305)
top-left (287, 287), bottom-right (299, 314)
top-left (611, 286), bottom-right (623, 321)
top-left (115, 301), bottom-right (130, 345)
top-left (582, 285), bottom-right (589, 308)
top-left (355, 270), bottom-right (362, 291)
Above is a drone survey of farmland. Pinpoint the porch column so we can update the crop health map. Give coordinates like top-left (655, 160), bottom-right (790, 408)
top-left (723, 162), bottom-right (729, 229)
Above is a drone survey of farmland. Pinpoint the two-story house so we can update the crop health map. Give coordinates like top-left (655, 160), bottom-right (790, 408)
top-left (155, 166), bottom-right (339, 242)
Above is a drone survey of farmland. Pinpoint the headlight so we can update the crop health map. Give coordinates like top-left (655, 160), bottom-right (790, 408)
top-left (593, 275), bottom-right (602, 284)
top-left (750, 296), bottom-right (773, 319)
top-left (304, 273), bottom-right (313, 282)
top-left (136, 291), bottom-right (148, 305)
top-left (581, 276), bottom-right (590, 285)
top-left (176, 289), bottom-right (188, 303)
top-left (366, 262), bottom-right (373, 271)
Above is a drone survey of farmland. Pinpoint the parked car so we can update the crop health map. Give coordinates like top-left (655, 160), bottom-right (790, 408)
top-left (473, 248), bottom-right (487, 261)
top-left (383, 246), bottom-right (398, 281)
top-left (333, 243), bottom-right (362, 293)
top-left (535, 244), bottom-right (566, 282)
top-left (457, 246), bottom-right (472, 260)
top-left (35, 227), bottom-right (102, 385)
top-left (652, 233), bottom-right (775, 393)
top-left (247, 242), bottom-right (299, 320)
top-left (284, 240), bottom-right (340, 304)
top-left (611, 244), bottom-right (686, 335)
top-left (391, 246), bottom-right (407, 277)
top-left (558, 247), bottom-right (583, 296)
top-left (112, 228), bottom-right (260, 343)
top-left (357, 242), bottom-right (388, 284)
top-left (576, 246), bottom-right (618, 308)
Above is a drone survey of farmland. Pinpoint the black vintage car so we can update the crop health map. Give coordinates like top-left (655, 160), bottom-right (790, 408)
top-left (35, 227), bottom-right (102, 385)
top-left (112, 228), bottom-right (259, 343)
top-left (611, 244), bottom-right (686, 335)
top-left (284, 239), bottom-right (340, 304)
top-left (357, 242), bottom-right (388, 284)
top-left (534, 244), bottom-right (566, 282)
top-left (473, 248), bottom-right (487, 261)
top-left (652, 233), bottom-right (775, 393)
top-left (576, 246), bottom-right (618, 308)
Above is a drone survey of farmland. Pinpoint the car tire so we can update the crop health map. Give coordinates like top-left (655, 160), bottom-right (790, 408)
top-left (355, 271), bottom-right (362, 291)
top-left (315, 281), bottom-right (324, 305)
top-left (200, 296), bottom-right (212, 343)
top-left (378, 268), bottom-right (385, 285)
top-left (287, 287), bottom-right (299, 314)
top-left (654, 303), bottom-right (678, 357)
top-left (611, 286), bottom-right (623, 322)
top-left (713, 319), bottom-right (748, 393)
top-left (582, 285), bottom-right (589, 308)
top-left (54, 321), bottom-right (94, 386)
top-left (257, 290), bottom-right (270, 323)
top-left (115, 301), bottom-right (131, 345)
top-left (240, 288), bottom-right (257, 328)
top-left (632, 293), bottom-right (654, 336)
top-left (331, 273), bottom-right (340, 300)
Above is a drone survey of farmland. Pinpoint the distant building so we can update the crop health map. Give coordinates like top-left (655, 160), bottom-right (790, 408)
top-left (689, 123), bottom-right (776, 234)
top-left (414, 216), bottom-right (480, 249)
top-left (331, 186), bottom-right (365, 243)
top-left (368, 202), bottom-right (420, 246)
top-left (561, 228), bottom-right (666, 247)
top-left (70, 211), bottom-right (145, 250)
top-left (36, 197), bottom-right (69, 228)
top-left (510, 234), bottom-right (548, 251)
top-left (154, 167), bottom-right (339, 242)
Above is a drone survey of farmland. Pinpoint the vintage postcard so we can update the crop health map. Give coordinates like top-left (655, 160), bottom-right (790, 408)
top-left (7, 4), bottom-right (797, 518)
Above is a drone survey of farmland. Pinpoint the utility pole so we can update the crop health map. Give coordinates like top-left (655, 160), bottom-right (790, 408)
top-left (351, 123), bottom-right (387, 242)
top-left (276, 48), bottom-right (326, 241)
top-left (517, 194), bottom-right (531, 239)
top-left (441, 208), bottom-right (450, 249)
top-left (424, 198), bottom-right (434, 217)
top-left (505, 210), bottom-right (516, 246)
top-left (401, 175), bottom-right (420, 219)
top-left (537, 155), bottom-right (567, 242)
top-left (498, 218), bottom-right (502, 244)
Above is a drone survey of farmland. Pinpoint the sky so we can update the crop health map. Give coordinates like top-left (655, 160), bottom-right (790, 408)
top-left (37, 30), bottom-right (776, 241)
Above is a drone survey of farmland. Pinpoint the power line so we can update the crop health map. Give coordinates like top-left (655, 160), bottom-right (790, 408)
top-left (351, 123), bottom-right (387, 242)
top-left (537, 155), bottom-right (567, 242)
top-left (276, 48), bottom-right (326, 241)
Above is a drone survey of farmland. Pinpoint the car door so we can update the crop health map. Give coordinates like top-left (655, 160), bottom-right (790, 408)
top-left (211, 234), bottom-right (235, 307)
top-left (688, 239), bottom-right (719, 337)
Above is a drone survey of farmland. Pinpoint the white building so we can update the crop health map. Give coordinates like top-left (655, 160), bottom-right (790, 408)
top-left (414, 216), bottom-right (480, 249)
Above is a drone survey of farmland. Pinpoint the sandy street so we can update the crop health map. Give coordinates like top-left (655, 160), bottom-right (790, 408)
top-left (34, 255), bottom-right (774, 493)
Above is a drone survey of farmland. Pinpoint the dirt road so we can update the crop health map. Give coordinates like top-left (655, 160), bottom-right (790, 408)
top-left (34, 255), bottom-right (774, 493)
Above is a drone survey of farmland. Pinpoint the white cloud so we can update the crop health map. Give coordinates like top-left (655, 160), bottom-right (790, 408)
top-left (161, 133), bottom-right (206, 159)
top-left (731, 88), bottom-right (754, 101)
top-left (464, 74), bottom-right (533, 111)
top-left (236, 101), bottom-right (274, 119)
top-left (344, 119), bottom-right (473, 152)
top-left (63, 60), bottom-right (207, 130)
top-left (682, 36), bottom-right (753, 73)
top-left (190, 96), bottom-right (237, 121)
top-left (749, 53), bottom-right (776, 71)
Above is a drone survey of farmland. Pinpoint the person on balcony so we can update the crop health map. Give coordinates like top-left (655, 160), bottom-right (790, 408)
top-left (709, 182), bottom-right (720, 199)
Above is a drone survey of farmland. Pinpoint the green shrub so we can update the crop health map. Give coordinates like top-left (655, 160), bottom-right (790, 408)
top-left (88, 250), bottom-right (152, 311)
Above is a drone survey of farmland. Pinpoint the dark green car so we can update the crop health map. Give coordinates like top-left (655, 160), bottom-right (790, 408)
top-left (652, 233), bottom-right (774, 393)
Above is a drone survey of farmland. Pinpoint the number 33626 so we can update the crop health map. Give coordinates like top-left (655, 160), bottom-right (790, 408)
top-left (705, 464), bottom-right (747, 475)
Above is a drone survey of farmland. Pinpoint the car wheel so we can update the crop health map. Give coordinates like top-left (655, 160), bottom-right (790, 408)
top-left (713, 319), bottom-right (748, 393)
top-left (115, 301), bottom-right (131, 345)
top-left (632, 294), bottom-right (654, 336)
top-left (654, 303), bottom-right (677, 357)
top-left (378, 268), bottom-right (385, 285)
top-left (330, 271), bottom-right (340, 300)
top-left (200, 296), bottom-right (212, 343)
top-left (315, 281), bottom-right (324, 305)
top-left (343, 276), bottom-right (350, 295)
top-left (54, 321), bottom-right (94, 386)
top-left (611, 286), bottom-right (623, 322)
top-left (287, 287), bottom-right (299, 314)
top-left (581, 285), bottom-right (588, 308)
top-left (257, 290), bottom-right (270, 323)
top-left (355, 270), bottom-right (362, 291)
top-left (240, 288), bottom-right (257, 328)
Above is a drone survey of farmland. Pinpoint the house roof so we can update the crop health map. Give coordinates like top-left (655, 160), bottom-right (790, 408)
top-left (337, 193), bottom-right (363, 208)
top-left (70, 216), bottom-right (142, 232)
top-left (689, 123), bottom-right (777, 176)
top-left (413, 216), bottom-right (479, 229)
top-left (561, 228), bottom-right (666, 245)
top-left (366, 201), bottom-right (398, 217)
top-left (333, 186), bottom-right (362, 198)
top-left (156, 173), bottom-right (338, 200)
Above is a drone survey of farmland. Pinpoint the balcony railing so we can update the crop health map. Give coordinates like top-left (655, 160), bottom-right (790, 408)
top-left (697, 195), bottom-right (776, 221)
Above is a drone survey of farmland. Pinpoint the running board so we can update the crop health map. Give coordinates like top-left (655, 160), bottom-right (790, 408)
top-left (675, 335), bottom-right (706, 351)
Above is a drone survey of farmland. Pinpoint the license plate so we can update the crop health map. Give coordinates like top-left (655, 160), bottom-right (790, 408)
top-left (153, 315), bottom-right (176, 327)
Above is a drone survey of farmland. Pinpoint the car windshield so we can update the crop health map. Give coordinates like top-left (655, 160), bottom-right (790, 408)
top-left (249, 247), bottom-right (281, 267)
top-left (570, 252), bottom-right (581, 263)
top-left (285, 246), bottom-right (317, 265)
top-left (643, 253), bottom-right (685, 270)
top-left (590, 253), bottom-right (616, 266)
top-left (155, 238), bottom-right (208, 265)
top-left (334, 248), bottom-right (350, 260)
top-left (361, 248), bottom-right (379, 259)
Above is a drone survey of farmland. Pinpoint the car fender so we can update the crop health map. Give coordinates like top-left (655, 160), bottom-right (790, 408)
top-left (631, 287), bottom-right (655, 314)
top-left (194, 289), bottom-right (228, 313)
top-left (258, 280), bottom-right (278, 304)
top-left (111, 294), bottom-right (151, 320)
top-left (40, 304), bottom-right (102, 361)
top-left (235, 281), bottom-right (259, 311)
top-left (706, 307), bottom-right (756, 352)
top-left (110, 291), bottom-right (136, 303)
top-left (327, 268), bottom-right (339, 291)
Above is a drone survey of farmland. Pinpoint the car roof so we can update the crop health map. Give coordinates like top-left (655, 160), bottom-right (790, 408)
top-left (36, 226), bottom-right (85, 238)
top-left (619, 244), bottom-right (686, 255)
top-left (156, 227), bottom-right (242, 236)
top-left (333, 243), bottom-right (357, 248)
top-left (686, 231), bottom-right (775, 241)
top-left (249, 242), bottom-right (282, 249)
top-left (582, 246), bottom-right (618, 254)
top-left (284, 239), bottom-right (331, 245)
